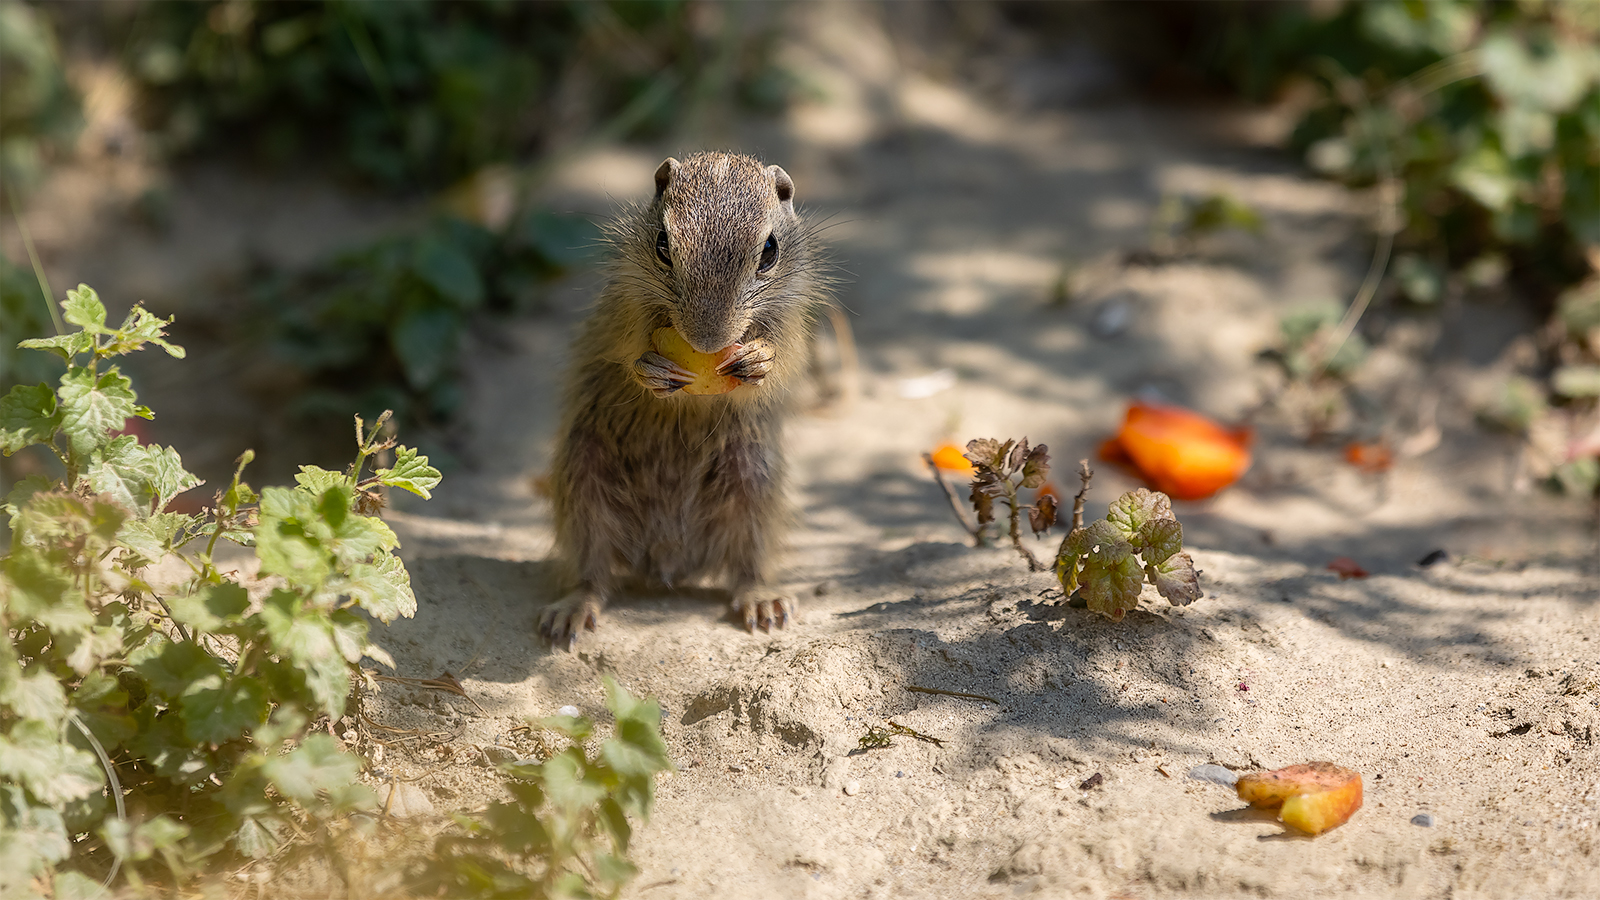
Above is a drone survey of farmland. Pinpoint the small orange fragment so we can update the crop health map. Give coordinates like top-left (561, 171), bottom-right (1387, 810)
top-left (1100, 401), bottom-right (1252, 500)
top-left (930, 443), bottom-right (976, 476)
top-left (1344, 440), bottom-right (1394, 473)
top-left (1326, 556), bottom-right (1369, 579)
top-left (651, 327), bottom-right (741, 396)
top-left (1236, 761), bottom-right (1363, 836)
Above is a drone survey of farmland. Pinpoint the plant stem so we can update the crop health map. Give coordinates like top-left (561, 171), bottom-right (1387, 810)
top-left (922, 452), bottom-right (981, 546)
top-left (1003, 476), bottom-right (1043, 572)
top-left (1071, 459), bottom-right (1093, 530)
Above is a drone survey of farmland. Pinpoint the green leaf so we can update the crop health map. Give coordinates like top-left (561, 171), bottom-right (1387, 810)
top-left (62, 625), bottom-right (125, 678)
top-left (1148, 551), bottom-right (1201, 607)
top-left (100, 815), bottom-right (190, 863)
top-left (341, 551), bottom-right (417, 621)
top-left (1138, 517), bottom-right (1184, 566)
top-left (293, 465), bottom-right (347, 496)
top-left (145, 443), bottom-right (202, 510)
top-left (182, 674), bottom-right (270, 745)
top-left (413, 237), bottom-right (485, 309)
top-left (62, 285), bottom-right (107, 332)
top-left (110, 306), bottom-right (186, 358)
top-left (593, 850), bottom-right (639, 887)
top-left (262, 733), bottom-right (363, 809)
top-left (134, 639), bottom-right (227, 700)
top-left (2, 548), bottom-right (94, 635)
top-left (16, 330), bottom-right (95, 362)
top-left (0, 786), bottom-right (71, 881)
top-left (88, 434), bottom-right (159, 512)
top-left (258, 590), bottom-right (350, 718)
top-left (255, 486), bottom-right (335, 587)
top-left (234, 816), bottom-right (283, 859)
top-left (52, 870), bottom-right (112, 900)
top-left (56, 365), bottom-right (137, 457)
top-left (0, 383), bottom-right (59, 454)
top-left (374, 445), bottom-right (441, 499)
top-left (0, 720), bottom-right (104, 805)
top-left (167, 582), bottom-right (250, 634)
top-left (1106, 488), bottom-right (1174, 547)
top-left (117, 512), bottom-right (200, 561)
top-left (0, 670), bottom-right (68, 727)
top-left (1072, 519), bottom-right (1143, 621)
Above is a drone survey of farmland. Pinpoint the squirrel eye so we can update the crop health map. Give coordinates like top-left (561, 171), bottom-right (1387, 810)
top-left (656, 230), bottom-right (672, 267)
top-left (757, 233), bottom-right (779, 273)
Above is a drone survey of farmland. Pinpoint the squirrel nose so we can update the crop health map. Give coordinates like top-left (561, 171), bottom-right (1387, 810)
top-left (675, 308), bottom-right (746, 353)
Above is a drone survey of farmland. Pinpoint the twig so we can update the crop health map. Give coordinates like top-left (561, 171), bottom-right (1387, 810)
top-left (886, 720), bottom-right (945, 747)
top-left (1071, 459), bottom-right (1093, 530)
top-left (906, 685), bottom-right (1003, 706)
top-left (922, 453), bottom-right (980, 544)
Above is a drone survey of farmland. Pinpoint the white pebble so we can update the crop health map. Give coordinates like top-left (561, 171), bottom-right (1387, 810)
top-left (843, 780), bottom-right (861, 796)
top-left (558, 705), bottom-right (581, 718)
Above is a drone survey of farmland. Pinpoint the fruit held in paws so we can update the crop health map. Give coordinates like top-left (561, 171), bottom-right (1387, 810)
top-left (651, 327), bottom-right (741, 395)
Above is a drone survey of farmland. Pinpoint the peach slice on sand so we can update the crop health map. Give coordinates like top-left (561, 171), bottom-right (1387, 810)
top-left (651, 327), bottom-right (741, 396)
top-left (1236, 761), bottom-right (1363, 836)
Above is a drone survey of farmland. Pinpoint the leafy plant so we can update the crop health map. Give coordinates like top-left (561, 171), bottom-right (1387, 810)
top-left (113, 0), bottom-right (798, 188)
top-left (0, 285), bottom-right (439, 892)
top-left (415, 677), bottom-right (673, 900)
top-left (255, 211), bottom-right (596, 429)
top-left (930, 438), bottom-right (1201, 622)
top-left (1054, 487), bottom-right (1201, 622)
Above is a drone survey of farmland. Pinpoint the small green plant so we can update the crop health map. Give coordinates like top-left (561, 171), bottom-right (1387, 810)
top-left (1054, 487), bottom-right (1201, 622)
top-left (930, 439), bottom-right (1201, 621)
top-left (416, 677), bottom-right (673, 900)
top-left (0, 285), bottom-right (438, 892)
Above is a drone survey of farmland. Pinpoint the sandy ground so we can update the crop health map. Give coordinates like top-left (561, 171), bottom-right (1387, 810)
top-left (7, 4), bottom-right (1599, 898)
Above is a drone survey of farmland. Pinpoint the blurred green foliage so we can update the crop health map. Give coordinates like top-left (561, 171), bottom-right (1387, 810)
top-left (1214, 0), bottom-right (1598, 289)
top-left (0, 259), bottom-right (64, 394)
top-left (0, 0), bottom-right (82, 196)
top-left (255, 211), bottom-right (598, 429)
top-left (117, 0), bottom-right (793, 188)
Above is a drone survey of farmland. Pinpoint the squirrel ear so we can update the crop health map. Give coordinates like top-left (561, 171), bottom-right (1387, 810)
top-left (655, 158), bottom-right (680, 196)
top-left (769, 165), bottom-right (794, 205)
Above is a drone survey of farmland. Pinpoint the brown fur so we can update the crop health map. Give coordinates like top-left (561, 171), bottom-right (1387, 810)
top-left (540, 152), bottom-right (829, 647)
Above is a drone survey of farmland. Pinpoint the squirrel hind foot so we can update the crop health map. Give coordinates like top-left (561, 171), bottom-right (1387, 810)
top-left (731, 591), bottom-right (798, 633)
top-left (539, 590), bottom-right (604, 650)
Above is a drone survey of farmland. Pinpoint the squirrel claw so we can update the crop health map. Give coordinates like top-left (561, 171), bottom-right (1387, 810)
top-left (634, 351), bottom-right (695, 398)
top-left (538, 591), bottom-right (602, 649)
top-left (732, 593), bottom-right (796, 634)
top-left (717, 337), bottom-right (776, 385)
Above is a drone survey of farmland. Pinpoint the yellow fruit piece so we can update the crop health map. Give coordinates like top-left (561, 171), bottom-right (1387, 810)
top-left (1236, 761), bottom-right (1363, 836)
top-left (651, 327), bottom-right (741, 396)
top-left (929, 444), bottom-right (976, 475)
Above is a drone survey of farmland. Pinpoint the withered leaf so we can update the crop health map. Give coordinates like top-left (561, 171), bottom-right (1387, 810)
top-left (1020, 442), bottom-right (1051, 489)
top-left (1029, 493), bottom-right (1058, 536)
top-left (970, 483), bottom-right (995, 525)
top-left (1008, 438), bottom-right (1030, 474)
top-left (1148, 551), bottom-right (1200, 606)
top-left (964, 438), bottom-right (1003, 470)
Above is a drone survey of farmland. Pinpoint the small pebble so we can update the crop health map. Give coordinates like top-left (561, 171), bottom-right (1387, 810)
top-left (1417, 549), bottom-right (1449, 567)
top-left (1079, 772), bottom-right (1104, 790)
top-left (843, 780), bottom-right (861, 796)
top-left (558, 705), bottom-right (581, 718)
top-left (1412, 813), bottom-right (1435, 827)
top-left (1187, 764), bottom-right (1239, 787)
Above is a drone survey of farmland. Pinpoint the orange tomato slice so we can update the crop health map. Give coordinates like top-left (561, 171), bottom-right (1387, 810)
top-left (1101, 401), bottom-right (1251, 500)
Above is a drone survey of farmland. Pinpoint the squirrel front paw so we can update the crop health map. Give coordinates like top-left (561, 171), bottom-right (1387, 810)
top-left (633, 350), bottom-right (696, 398)
top-left (717, 337), bottom-right (776, 385)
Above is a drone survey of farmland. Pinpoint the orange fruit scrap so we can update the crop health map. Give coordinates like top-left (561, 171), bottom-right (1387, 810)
top-left (1325, 556), bottom-right (1369, 579)
top-left (651, 327), bottom-right (742, 396)
top-left (1344, 440), bottom-right (1394, 473)
top-left (1236, 761), bottom-right (1363, 836)
top-left (1098, 401), bottom-right (1252, 500)
top-left (929, 443), bottom-right (977, 476)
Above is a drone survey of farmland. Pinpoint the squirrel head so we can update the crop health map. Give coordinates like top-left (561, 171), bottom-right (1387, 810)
top-left (650, 152), bottom-right (801, 353)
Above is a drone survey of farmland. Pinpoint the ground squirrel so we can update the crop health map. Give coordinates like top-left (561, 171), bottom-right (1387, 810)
top-left (540, 151), bottom-right (829, 647)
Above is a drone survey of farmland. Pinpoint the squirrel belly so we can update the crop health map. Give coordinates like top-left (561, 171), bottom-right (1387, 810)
top-left (541, 151), bottom-right (830, 648)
